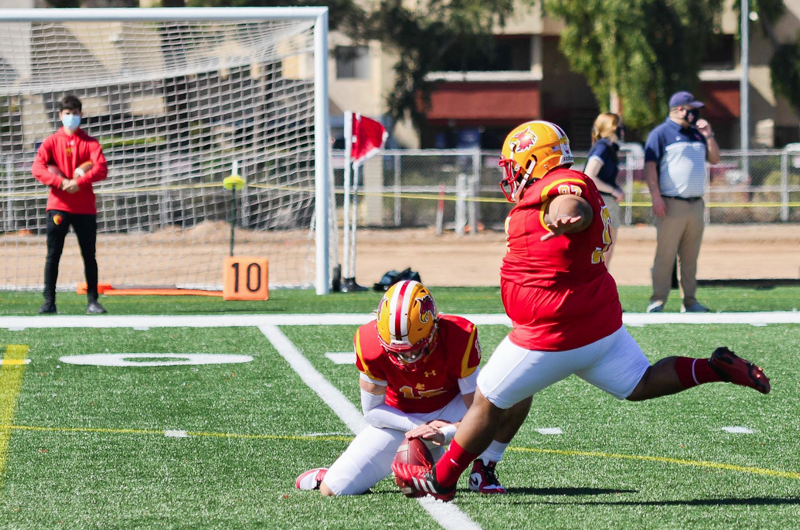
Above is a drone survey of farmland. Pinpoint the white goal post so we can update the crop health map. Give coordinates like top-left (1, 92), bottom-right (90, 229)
top-left (0, 7), bottom-right (333, 295)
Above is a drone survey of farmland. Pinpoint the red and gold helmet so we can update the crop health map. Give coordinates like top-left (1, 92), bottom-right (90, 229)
top-left (499, 120), bottom-right (574, 202)
top-left (376, 280), bottom-right (438, 371)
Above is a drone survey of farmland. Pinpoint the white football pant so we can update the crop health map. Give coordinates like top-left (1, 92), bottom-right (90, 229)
top-left (323, 395), bottom-right (468, 495)
top-left (478, 326), bottom-right (651, 409)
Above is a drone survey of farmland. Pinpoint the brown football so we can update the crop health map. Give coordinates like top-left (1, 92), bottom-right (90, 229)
top-left (393, 438), bottom-right (434, 498)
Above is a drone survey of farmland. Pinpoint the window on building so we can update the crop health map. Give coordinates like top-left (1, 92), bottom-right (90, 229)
top-left (702, 34), bottom-right (735, 69)
top-left (436, 35), bottom-right (532, 72)
top-left (336, 46), bottom-right (370, 79)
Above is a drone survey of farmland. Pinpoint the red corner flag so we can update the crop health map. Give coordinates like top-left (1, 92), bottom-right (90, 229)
top-left (351, 113), bottom-right (388, 167)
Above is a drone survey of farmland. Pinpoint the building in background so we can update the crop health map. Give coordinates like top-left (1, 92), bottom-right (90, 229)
top-left (329, 0), bottom-right (800, 150)
top-left (4, 0), bottom-right (799, 150)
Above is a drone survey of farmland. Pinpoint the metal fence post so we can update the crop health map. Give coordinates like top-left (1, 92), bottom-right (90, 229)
top-left (625, 153), bottom-right (634, 226)
top-left (455, 173), bottom-right (467, 236)
top-left (5, 158), bottom-right (13, 233)
top-left (394, 152), bottom-right (401, 227)
top-left (241, 161), bottom-right (248, 229)
top-left (619, 144), bottom-right (642, 226)
top-left (159, 154), bottom-right (168, 228)
top-left (469, 149), bottom-right (480, 234)
top-left (780, 149), bottom-right (789, 222)
top-left (704, 161), bottom-right (712, 225)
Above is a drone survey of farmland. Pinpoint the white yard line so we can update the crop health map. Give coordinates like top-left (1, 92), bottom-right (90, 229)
top-left (536, 428), bottom-right (563, 435)
top-left (258, 325), bottom-right (483, 530)
top-left (325, 352), bottom-right (356, 364)
top-left (721, 426), bottom-right (754, 434)
top-left (416, 496), bottom-right (484, 530)
top-left (2, 311), bottom-right (799, 329)
top-left (259, 325), bottom-right (366, 435)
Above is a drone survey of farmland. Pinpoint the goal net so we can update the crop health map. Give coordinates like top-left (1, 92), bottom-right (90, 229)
top-left (0, 8), bottom-right (334, 294)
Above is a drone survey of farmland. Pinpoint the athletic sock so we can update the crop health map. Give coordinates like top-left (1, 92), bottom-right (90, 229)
top-left (434, 439), bottom-right (479, 488)
top-left (478, 440), bottom-right (508, 465)
top-left (675, 357), bottom-right (722, 388)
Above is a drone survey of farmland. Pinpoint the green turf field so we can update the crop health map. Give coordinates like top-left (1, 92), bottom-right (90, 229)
top-left (1, 285), bottom-right (799, 316)
top-left (0, 291), bottom-right (798, 529)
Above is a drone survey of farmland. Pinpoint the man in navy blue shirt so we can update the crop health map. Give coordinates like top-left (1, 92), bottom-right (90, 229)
top-left (644, 91), bottom-right (720, 313)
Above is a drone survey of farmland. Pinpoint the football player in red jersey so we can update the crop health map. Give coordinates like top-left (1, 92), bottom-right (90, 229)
top-left (393, 121), bottom-right (771, 502)
top-left (296, 281), bottom-right (531, 496)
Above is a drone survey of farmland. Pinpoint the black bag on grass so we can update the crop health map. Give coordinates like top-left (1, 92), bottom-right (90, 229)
top-left (373, 268), bottom-right (422, 291)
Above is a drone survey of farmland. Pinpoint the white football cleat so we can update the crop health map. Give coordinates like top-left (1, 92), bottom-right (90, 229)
top-left (295, 468), bottom-right (328, 490)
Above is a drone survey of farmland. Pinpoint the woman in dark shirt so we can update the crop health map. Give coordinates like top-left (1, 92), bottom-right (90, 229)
top-left (585, 112), bottom-right (624, 266)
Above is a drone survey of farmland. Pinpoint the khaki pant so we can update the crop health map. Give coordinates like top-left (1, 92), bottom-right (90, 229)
top-left (651, 197), bottom-right (704, 307)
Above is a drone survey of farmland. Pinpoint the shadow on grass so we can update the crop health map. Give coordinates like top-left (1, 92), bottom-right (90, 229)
top-left (582, 497), bottom-right (800, 506)
top-left (367, 487), bottom-right (637, 497)
top-left (505, 496), bottom-right (800, 507)
top-left (505, 487), bottom-right (637, 496)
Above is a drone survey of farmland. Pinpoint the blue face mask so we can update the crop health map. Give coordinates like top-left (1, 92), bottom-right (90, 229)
top-left (61, 113), bottom-right (81, 131)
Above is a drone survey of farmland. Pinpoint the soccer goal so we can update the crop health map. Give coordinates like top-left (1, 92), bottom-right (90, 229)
top-left (0, 7), bottom-right (334, 295)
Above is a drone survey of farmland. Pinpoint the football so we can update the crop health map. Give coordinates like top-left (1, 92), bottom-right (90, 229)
top-left (393, 438), bottom-right (434, 498)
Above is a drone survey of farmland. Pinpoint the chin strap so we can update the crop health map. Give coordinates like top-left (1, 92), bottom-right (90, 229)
top-left (511, 173), bottom-right (531, 202)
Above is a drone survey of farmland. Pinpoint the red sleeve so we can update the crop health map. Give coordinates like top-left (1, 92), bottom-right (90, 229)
top-left (457, 324), bottom-right (481, 379)
top-left (31, 137), bottom-right (64, 188)
top-left (354, 328), bottom-right (386, 382)
top-left (75, 140), bottom-right (108, 190)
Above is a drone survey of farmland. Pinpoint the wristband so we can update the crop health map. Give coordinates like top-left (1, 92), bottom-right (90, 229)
top-left (74, 167), bottom-right (86, 177)
top-left (439, 424), bottom-right (457, 444)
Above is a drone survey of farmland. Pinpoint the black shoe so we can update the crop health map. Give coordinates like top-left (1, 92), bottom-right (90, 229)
top-left (86, 301), bottom-right (107, 314)
top-left (341, 277), bottom-right (368, 293)
top-left (38, 301), bottom-right (57, 314)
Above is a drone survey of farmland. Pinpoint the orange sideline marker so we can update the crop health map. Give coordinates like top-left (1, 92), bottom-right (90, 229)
top-left (76, 283), bottom-right (113, 295)
top-left (223, 257), bottom-right (269, 301)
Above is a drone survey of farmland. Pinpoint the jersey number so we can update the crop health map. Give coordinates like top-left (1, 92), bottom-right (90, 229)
top-left (557, 184), bottom-right (582, 197)
top-left (591, 205), bottom-right (613, 264)
top-left (398, 386), bottom-right (447, 400)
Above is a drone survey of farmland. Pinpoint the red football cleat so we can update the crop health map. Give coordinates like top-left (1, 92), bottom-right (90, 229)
top-left (709, 347), bottom-right (770, 394)
top-left (392, 462), bottom-right (456, 502)
top-left (295, 468), bottom-right (328, 490)
top-left (469, 460), bottom-right (507, 494)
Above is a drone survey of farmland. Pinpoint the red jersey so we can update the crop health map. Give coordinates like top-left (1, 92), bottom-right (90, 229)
top-left (31, 128), bottom-right (108, 214)
top-left (500, 167), bottom-right (622, 351)
top-left (354, 314), bottom-right (481, 414)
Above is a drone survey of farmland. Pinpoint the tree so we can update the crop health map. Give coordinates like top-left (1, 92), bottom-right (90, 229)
top-left (363, 1), bottom-right (515, 132)
top-left (543, 0), bottom-right (723, 132)
top-left (190, 0), bottom-right (515, 134)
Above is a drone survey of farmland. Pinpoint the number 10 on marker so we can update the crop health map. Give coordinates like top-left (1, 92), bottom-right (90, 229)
top-left (223, 257), bottom-right (269, 301)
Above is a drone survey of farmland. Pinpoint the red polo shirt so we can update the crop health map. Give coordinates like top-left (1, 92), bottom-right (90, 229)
top-left (31, 128), bottom-right (108, 214)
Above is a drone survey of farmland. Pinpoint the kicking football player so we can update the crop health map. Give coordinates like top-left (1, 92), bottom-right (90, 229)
top-left (296, 280), bottom-right (531, 496)
top-left (393, 121), bottom-right (771, 501)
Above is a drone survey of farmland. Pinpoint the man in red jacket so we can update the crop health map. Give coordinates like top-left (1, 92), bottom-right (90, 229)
top-left (31, 95), bottom-right (108, 314)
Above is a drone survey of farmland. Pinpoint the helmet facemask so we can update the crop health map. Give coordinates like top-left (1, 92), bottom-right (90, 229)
top-left (384, 329), bottom-right (437, 372)
top-left (499, 156), bottom-right (537, 202)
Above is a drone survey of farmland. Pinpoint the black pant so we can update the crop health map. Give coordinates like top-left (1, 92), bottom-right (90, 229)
top-left (44, 210), bottom-right (98, 302)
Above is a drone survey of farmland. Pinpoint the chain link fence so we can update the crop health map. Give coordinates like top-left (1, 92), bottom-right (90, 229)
top-left (333, 145), bottom-right (800, 231)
